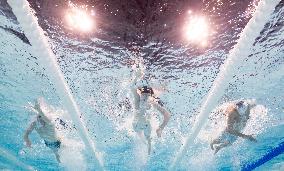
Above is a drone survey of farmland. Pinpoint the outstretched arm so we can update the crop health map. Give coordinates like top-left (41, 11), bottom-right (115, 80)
top-left (23, 121), bottom-right (36, 147)
top-left (131, 85), bottom-right (140, 110)
top-left (227, 128), bottom-right (256, 141)
top-left (152, 102), bottom-right (170, 137)
top-left (243, 103), bottom-right (256, 120)
top-left (130, 68), bottom-right (143, 110)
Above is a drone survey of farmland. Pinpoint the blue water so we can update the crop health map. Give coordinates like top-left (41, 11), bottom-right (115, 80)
top-left (0, 0), bottom-right (284, 170)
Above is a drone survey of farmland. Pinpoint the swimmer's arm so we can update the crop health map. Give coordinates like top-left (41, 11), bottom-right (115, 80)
top-left (130, 85), bottom-right (140, 110)
top-left (23, 121), bottom-right (36, 147)
top-left (152, 84), bottom-right (168, 93)
top-left (40, 113), bottom-right (52, 123)
top-left (152, 102), bottom-right (170, 130)
top-left (227, 128), bottom-right (256, 142)
top-left (130, 67), bottom-right (143, 87)
top-left (129, 70), bottom-right (141, 110)
top-left (244, 103), bottom-right (256, 119)
top-left (30, 105), bottom-right (52, 123)
top-left (226, 109), bottom-right (245, 138)
top-left (226, 128), bottom-right (247, 139)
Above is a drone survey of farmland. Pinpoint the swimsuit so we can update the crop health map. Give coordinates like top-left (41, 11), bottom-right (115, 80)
top-left (44, 140), bottom-right (61, 150)
top-left (34, 117), bottom-right (61, 150)
top-left (132, 118), bottom-right (151, 139)
top-left (133, 104), bottom-right (151, 139)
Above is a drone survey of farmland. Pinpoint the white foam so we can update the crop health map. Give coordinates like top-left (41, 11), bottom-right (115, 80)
top-left (59, 139), bottom-right (86, 171)
top-left (132, 135), bottom-right (149, 170)
top-left (243, 104), bottom-right (270, 135)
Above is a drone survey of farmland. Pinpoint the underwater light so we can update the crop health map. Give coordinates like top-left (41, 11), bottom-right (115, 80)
top-left (65, 8), bottom-right (94, 32)
top-left (184, 15), bottom-right (209, 46)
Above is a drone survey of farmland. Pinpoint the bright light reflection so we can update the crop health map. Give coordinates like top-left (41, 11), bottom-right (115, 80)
top-left (65, 8), bottom-right (94, 32)
top-left (184, 16), bottom-right (209, 46)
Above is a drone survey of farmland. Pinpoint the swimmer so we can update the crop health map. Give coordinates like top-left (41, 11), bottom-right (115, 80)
top-left (23, 98), bottom-right (61, 162)
top-left (131, 67), bottom-right (170, 155)
top-left (210, 100), bottom-right (257, 154)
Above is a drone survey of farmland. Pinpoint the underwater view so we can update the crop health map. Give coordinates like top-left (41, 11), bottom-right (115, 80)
top-left (0, 0), bottom-right (283, 170)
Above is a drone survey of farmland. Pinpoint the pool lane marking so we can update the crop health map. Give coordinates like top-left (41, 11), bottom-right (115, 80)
top-left (241, 141), bottom-right (284, 171)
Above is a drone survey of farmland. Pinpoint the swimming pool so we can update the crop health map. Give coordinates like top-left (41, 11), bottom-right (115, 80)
top-left (0, 0), bottom-right (283, 170)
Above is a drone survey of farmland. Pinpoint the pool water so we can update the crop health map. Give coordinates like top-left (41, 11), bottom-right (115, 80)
top-left (0, 0), bottom-right (284, 170)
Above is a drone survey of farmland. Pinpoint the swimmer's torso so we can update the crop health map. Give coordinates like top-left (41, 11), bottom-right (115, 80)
top-left (35, 118), bottom-right (58, 142)
top-left (135, 94), bottom-right (152, 120)
top-left (235, 102), bottom-right (249, 130)
top-left (226, 102), bottom-right (249, 131)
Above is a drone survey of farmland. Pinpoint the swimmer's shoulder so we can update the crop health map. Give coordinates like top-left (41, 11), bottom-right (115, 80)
top-left (225, 103), bottom-right (238, 114)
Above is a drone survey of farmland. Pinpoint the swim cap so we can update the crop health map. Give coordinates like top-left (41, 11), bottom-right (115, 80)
top-left (138, 86), bottom-right (154, 95)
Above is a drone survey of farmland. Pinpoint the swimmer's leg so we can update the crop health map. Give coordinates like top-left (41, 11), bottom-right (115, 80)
top-left (53, 149), bottom-right (61, 163)
top-left (147, 137), bottom-right (151, 155)
top-left (45, 140), bottom-right (61, 163)
top-left (133, 130), bottom-right (148, 146)
top-left (133, 122), bottom-right (145, 141)
top-left (144, 123), bottom-right (152, 155)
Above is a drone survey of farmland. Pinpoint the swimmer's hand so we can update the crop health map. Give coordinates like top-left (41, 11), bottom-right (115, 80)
top-left (246, 135), bottom-right (257, 142)
top-left (156, 127), bottom-right (163, 138)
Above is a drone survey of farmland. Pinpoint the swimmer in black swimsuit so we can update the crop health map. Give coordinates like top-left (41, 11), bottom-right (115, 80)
top-left (24, 97), bottom-right (62, 162)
